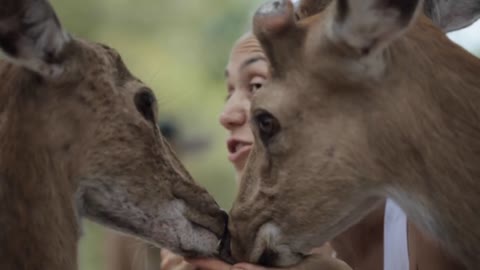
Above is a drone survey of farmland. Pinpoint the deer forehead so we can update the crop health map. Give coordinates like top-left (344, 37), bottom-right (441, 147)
top-left (61, 40), bottom-right (141, 96)
top-left (253, 82), bottom-right (304, 119)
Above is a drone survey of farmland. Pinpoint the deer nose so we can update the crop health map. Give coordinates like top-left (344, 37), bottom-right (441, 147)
top-left (257, 248), bottom-right (279, 267)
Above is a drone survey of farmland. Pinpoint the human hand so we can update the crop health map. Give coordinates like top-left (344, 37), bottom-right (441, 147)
top-left (160, 249), bottom-right (196, 270)
top-left (187, 254), bottom-right (351, 270)
top-left (185, 258), bottom-right (232, 270)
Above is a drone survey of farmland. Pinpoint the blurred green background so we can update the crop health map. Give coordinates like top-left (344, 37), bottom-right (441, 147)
top-left (46, 1), bottom-right (480, 269)
top-left (47, 0), bottom-right (264, 269)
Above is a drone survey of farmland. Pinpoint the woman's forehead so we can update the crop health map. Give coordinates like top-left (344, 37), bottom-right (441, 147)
top-left (226, 52), bottom-right (267, 79)
top-left (231, 35), bottom-right (264, 59)
top-left (225, 34), bottom-right (268, 79)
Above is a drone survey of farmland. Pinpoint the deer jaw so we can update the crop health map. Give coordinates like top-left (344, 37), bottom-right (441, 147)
top-left (229, 0), bottom-right (480, 268)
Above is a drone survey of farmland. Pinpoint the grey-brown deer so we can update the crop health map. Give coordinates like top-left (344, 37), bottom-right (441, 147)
top-left (0, 0), bottom-right (227, 269)
top-left (227, 0), bottom-right (480, 269)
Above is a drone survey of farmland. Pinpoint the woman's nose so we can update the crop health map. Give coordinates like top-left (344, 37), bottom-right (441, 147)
top-left (219, 108), bottom-right (247, 130)
top-left (220, 95), bottom-right (248, 130)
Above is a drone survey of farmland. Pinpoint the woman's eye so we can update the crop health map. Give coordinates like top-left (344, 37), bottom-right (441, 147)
top-left (249, 76), bottom-right (265, 93)
top-left (250, 83), bottom-right (263, 92)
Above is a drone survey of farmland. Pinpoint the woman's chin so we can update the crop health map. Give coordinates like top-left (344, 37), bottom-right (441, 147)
top-left (229, 146), bottom-right (252, 174)
top-left (232, 157), bottom-right (246, 176)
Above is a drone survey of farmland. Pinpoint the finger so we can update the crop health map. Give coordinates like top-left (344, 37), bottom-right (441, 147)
top-left (285, 255), bottom-right (352, 270)
top-left (161, 256), bottom-right (187, 270)
top-left (231, 263), bottom-right (268, 270)
top-left (185, 258), bottom-right (232, 270)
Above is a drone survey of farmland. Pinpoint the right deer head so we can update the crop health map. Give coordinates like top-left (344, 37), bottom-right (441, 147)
top-left (0, 0), bottom-right (226, 261)
top-left (228, 0), bottom-right (480, 267)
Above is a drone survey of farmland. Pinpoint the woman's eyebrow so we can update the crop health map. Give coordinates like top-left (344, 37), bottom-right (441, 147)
top-left (224, 56), bottom-right (266, 79)
top-left (240, 56), bottom-right (267, 71)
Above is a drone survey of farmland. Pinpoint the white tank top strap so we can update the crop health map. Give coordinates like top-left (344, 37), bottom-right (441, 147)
top-left (384, 199), bottom-right (410, 270)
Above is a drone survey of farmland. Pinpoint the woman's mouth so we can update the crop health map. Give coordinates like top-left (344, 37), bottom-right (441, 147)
top-left (227, 138), bottom-right (252, 163)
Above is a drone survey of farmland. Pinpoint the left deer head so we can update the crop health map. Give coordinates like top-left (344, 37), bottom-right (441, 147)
top-left (0, 0), bottom-right (227, 264)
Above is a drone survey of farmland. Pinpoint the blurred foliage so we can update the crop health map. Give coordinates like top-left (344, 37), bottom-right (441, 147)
top-left (48, 0), bottom-right (264, 269)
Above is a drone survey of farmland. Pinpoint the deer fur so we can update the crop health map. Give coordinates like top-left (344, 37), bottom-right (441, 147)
top-left (0, 0), bottom-right (226, 269)
top-left (228, 0), bottom-right (480, 269)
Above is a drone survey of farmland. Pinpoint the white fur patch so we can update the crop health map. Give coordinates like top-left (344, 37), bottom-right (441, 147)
top-left (251, 222), bottom-right (301, 266)
top-left (152, 200), bottom-right (219, 255)
top-left (76, 181), bottom-right (219, 256)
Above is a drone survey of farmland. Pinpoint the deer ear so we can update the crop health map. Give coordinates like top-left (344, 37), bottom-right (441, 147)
top-left (329, 0), bottom-right (422, 55)
top-left (0, 0), bottom-right (70, 77)
top-left (424, 0), bottom-right (480, 32)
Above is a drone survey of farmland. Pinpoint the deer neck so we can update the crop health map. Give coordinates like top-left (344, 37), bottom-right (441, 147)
top-left (330, 204), bottom-right (384, 268)
top-left (380, 18), bottom-right (480, 266)
top-left (0, 83), bottom-right (80, 270)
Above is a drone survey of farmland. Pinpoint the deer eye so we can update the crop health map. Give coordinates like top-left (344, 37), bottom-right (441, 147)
top-left (254, 110), bottom-right (280, 144)
top-left (134, 88), bottom-right (156, 123)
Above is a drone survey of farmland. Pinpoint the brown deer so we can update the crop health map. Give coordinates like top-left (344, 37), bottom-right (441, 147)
top-left (0, 0), bottom-right (227, 269)
top-left (226, 0), bottom-right (480, 269)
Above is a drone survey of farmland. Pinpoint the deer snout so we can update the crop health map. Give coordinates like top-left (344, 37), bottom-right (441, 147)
top-left (169, 205), bottom-right (228, 258)
top-left (183, 206), bottom-right (227, 240)
top-left (171, 177), bottom-right (227, 237)
top-left (248, 223), bottom-right (303, 267)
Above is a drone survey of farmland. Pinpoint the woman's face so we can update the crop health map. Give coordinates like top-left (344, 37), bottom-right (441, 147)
top-left (220, 34), bottom-right (269, 176)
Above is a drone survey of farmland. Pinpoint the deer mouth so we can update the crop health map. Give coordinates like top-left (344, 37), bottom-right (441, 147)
top-left (251, 223), bottom-right (307, 267)
top-left (216, 215), bottom-right (237, 264)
